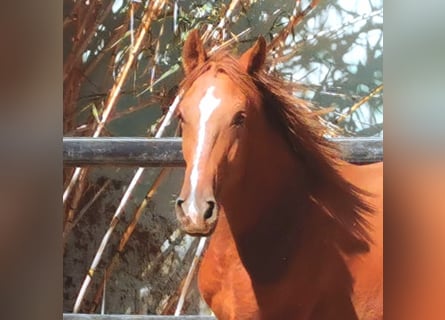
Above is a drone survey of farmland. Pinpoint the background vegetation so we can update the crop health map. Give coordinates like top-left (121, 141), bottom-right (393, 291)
top-left (63, 0), bottom-right (382, 315)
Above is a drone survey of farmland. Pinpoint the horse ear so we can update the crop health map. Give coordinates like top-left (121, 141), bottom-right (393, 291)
top-left (239, 36), bottom-right (267, 74)
top-left (182, 29), bottom-right (207, 75)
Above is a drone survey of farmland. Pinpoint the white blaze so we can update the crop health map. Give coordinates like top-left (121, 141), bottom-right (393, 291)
top-left (187, 86), bottom-right (221, 222)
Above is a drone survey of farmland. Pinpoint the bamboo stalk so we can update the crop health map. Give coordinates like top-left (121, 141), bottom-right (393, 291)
top-left (174, 237), bottom-right (207, 315)
top-left (92, 0), bottom-right (166, 138)
top-left (120, 169), bottom-right (170, 251)
top-left (63, 179), bottom-right (112, 243)
top-left (108, 97), bottom-right (160, 121)
top-left (101, 270), bottom-right (106, 314)
top-left (88, 252), bottom-right (120, 313)
top-left (84, 20), bottom-right (131, 78)
top-left (160, 276), bottom-right (187, 315)
top-left (267, 0), bottom-right (319, 52)
top-left (149, 13), bottom-right (167, 93)
top-left (64, 167), bottom-right (89, 230)
top-left (205, 0), bottom-right (242, 43)
top-left (72, 89), bottom-right (181, 313)
top-left (270, 9), bottom-right (383, 65)
top-left (158, 235), bottom-right (199, 315)
top-left (208, 28), bottom-right (252, 55)
top-left (88, 168), bottom-right (170, 313)
top-left (63, 167), bottom-right (83, 204)
top-left (64, 0), bottom-right (83, 29)
top-left (64, 0), bottom-right (114, 82)
top-left (336, 85), bottom-right (383, 124)
top-left (64, 0), bottom-right (166, 205)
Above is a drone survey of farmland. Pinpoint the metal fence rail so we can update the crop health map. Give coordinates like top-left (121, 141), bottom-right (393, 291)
top-left (63, 315), bottom-right (215, 320)
top-left (63, 137), bottom-right (383, 166)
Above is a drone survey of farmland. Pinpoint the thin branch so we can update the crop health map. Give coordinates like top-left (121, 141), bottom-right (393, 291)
top-left (336, 84), bottom-right (383, 124)
top-left (203, 0), bottom-right (242, 43)
top-left (208, 28), bottom-right (252, 55)
top-left (267, 0), bottom-right (319, 53)
top-left (108, 97), bottom-right (160, 121)
top-left (63, 179), bottom-right (112, 243)
top-left (64, 0), bottom-right (83, 30)
top-left (147, 15), bottom-right (167, 94)
top-left (84, 21), bottom-right (130, 78)
top-left (119, 168), bottom-right (170, 252)
top-left (174, 237), bottom-right (207, 315)
top-left (101, 270), bottom-right (106, 314)
top-left (63, 167), bottom-right (89, 230)
top-left (273, 8), bottom-right (383, 65)
top-left (64, 0), bottom-right (113, 82)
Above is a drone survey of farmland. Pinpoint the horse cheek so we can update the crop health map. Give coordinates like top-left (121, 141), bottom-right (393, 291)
top-left (226, 139), bottom-right (240, 166)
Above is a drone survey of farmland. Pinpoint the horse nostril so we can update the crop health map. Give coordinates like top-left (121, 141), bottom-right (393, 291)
top-left (204, 200), bottom-right (216, 220)
top-left (176, 198), bottom-right (184, 208)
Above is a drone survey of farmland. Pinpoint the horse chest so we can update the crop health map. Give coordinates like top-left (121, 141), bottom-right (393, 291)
top-left (197, 232), bottom-right (365, 320)
top-left (198, 248), bottom-right (316, 320)
top-left (197, 230), bottom-right (311, 319)
top-left (197, 232), bottom-right (260, 319)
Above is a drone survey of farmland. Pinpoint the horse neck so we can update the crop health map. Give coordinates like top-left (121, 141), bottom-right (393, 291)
top-left (217, 126), bottom-right (314, 283)
top-left (220, 120), bottom-right (303, 224)
top-left (214, 125), bottom-right (368, 287)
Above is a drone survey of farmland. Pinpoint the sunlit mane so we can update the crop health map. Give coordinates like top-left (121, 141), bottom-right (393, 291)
top-left (179, 49), bottom-right (374, 252)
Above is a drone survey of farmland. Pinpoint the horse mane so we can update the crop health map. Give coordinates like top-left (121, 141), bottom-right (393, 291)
top-left (179, 50), bottom-right (374, 254)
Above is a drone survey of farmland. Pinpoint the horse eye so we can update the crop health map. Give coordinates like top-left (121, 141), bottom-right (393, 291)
top-left (231, 111), bottom-right (246, 127)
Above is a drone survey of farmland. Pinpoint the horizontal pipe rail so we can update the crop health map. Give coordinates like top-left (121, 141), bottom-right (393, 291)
top-left (63, 315), bottom-right (215, 320)
top-left (63, 137), bottom-right (383, 167)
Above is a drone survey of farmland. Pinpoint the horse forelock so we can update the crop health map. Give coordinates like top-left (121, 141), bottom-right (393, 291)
top-left (180, 51), bottom-right (259, 101)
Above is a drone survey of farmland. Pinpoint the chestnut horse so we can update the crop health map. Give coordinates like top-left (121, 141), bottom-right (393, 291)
top-left (174, 30), bottom-right (383, 320)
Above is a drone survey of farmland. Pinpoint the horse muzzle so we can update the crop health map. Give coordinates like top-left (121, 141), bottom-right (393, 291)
top-left (175, 196), bottom-right (218, 236)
